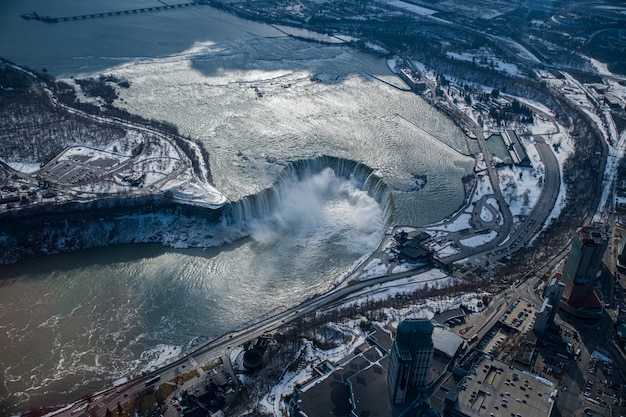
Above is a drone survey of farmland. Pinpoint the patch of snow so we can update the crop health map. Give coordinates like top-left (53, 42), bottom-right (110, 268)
top-left (2, 161), bottom-right (41, 173)
top-left (480, 205), bottom-right (493, 222)
top-left (432, 241), bottom-right (461, 258)
top-left (409, 59), bottom-right (427, 75)
top-left (360, 258), bottom-right (388, 279)
top-left (364, 42), bottom-right (389, 54)
top-left (447, 50), bottom-right (521, 77)
top-left (391, 263), bottom-right (422, 274)
top-left (587, 56), bottom-right (613, 77)
top-left (387, 1), bottom-right (437, 16)
top-left (459, 231), bottom-right (498, 247)
top-left (387, 57), bottom-right (401, 74)
top-left (435, 213), bottom-right (472, 232)
top-left (498, 164), bottom-right (542, 219)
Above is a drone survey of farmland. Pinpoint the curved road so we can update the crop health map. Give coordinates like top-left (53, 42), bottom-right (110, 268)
top-left (60, 264), bottom-right (436, 417)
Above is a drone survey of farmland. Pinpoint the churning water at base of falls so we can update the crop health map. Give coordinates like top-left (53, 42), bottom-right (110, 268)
top-left (0, 169), bottom-right (384, 414)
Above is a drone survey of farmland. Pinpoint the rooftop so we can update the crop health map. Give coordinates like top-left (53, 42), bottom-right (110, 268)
top-left (300, 322), bottom-right (459, 417)
top-left (368, 325), bottom-right (393, 354)
top-left (300, 347), bottom-right (384, 417)
top-left (432, 325), bottom-right (464, 359)
top-left (347, 364), bottom-right (392, 417)
top-left (578, 225), bottom-right (607, 244)
top-left (448, 356), bottom-right (557, 417)
top-left (432, 308), bottom-right (466, 325)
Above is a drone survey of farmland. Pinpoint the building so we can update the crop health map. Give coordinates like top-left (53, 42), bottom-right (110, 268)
top-left (502, 129), bottom-right (530, 166)
top-left (533, 275), bottom-right (566, 334)
top-left (398, 238), bottom-right (432, 264)
top-left (616, 228), bottom-right (626, 273)
top-left (617, 323), bottom-right (626, 349)
top-left (299, 323), bottom-right (462, 416)
top-left (388, 319), bottom-right (435, 404)
top-left (442, 356), bottom-right (557, 417)
top-left (560, 225), bottom-right (608, 318)
top-left (432, 325), bottom-right (464, 359)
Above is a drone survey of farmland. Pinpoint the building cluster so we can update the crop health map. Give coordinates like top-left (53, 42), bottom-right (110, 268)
top-left (171, 224), bottom-right (616, 417)
top-left (289, 225), bottom-right (621, 417)
top-left (501, 129), bottom-right (530, 167)
top-left (291, 315), bottom-right (559, 417)
top-left (484, 129), bottom-right (530, 167)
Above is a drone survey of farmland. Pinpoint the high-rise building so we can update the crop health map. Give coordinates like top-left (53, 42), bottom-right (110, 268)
top-left (561, 225), bottom-right (608, 318)
top-left (616, 230), bottom-right (626, 272)
top-left (533, 274), bottom-right (565, 334)
top-left (387, 319), bottom-right (434, 404)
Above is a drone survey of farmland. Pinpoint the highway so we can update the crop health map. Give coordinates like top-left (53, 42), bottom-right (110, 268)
top-left (58, 263), bottom-right (438, 416)
top-left (4, 5), bottom-right (622, 415)
top-left (483, 135), bottom-right (562, 263)
top-left (430, 101), bottom-right (562, 268)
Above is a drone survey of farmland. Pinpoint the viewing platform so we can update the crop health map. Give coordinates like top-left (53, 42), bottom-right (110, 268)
top-left (21, 2), bottom-right (200, 23)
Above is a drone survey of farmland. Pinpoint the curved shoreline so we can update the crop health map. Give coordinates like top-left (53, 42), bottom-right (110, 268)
top-left (0, 154), bottom-right (404, 265)
top-left (0, 59), bottom-right (470, 266)
top-left (0, 194), bottom-right (223, 264)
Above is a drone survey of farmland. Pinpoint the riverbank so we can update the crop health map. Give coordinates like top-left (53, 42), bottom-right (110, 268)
top-left (0, 194), bottom-right (226, 264)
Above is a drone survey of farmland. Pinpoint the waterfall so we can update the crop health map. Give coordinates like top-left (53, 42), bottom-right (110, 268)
top-left (221, 155), bottom-right (394, 231)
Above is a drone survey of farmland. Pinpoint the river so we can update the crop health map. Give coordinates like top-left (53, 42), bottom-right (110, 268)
top-left (0, 0), bottom-right (474, 414)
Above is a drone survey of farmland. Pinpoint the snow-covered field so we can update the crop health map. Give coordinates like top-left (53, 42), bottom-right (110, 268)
top-left (387, 0), bottom-right (437, 16)
top-left (447, 49), bottom-right (522, 77)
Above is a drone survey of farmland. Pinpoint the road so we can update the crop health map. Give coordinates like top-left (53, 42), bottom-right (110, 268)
top-left (430, 103), bottom-right (562, 268)
top-left (483, 135), bottom-right (561, 263)
top-left (2, 59), bottom-right (225, 209)
top-left (20, 33), bottom-right (611, 417)
top-left (58, 263), bottom-right (438, 416)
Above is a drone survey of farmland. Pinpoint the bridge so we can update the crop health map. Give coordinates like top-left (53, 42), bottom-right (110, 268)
top-left (21, 2), bottom-right (200, 23)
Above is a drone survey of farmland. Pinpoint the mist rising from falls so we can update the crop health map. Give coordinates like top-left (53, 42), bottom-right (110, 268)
top-left (248, 167), bottom-right (383, 252)
top-left (223, 156), bottom-right (392, 253)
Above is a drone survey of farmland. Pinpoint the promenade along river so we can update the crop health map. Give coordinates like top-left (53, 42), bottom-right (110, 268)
top-left (0, 0), bottom-right (475, 413)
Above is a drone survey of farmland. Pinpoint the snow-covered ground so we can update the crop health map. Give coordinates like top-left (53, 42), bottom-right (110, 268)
top-left (259, 286), bottom-right (489, 415)
top-left (360, 258), bottom-right (388, 279)
top-left (460, 231), bottom-right (498, 247)
top-left (447, 49), bottom-right (522, 77)
top-left (535, 67), bottom-right (625, 220)
top-left (0, 62), bottom-right (229, 215)
top-left (387, 0), bottom-right (437, 16)
top-left (245, 42), bottom-right (626, 417)
top-left (193, 54), bottom-right (623, 417)
top-left (2, 124), bottom-right (227, 210)
top-left (499, 163), bottom-right (542, 219)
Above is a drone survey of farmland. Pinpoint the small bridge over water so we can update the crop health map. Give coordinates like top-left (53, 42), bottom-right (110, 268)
top-left (21, 2), bottom-right (200, 23)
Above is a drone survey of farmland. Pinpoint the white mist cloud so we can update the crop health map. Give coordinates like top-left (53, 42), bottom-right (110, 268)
top-left (248, 168), bottom-right (383, 253)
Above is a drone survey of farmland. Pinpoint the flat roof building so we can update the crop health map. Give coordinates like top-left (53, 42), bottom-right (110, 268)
top-left (503, 129), bottom-right (530, 166)
top-left (432, 325), bottom-right (464, 359)
top-left (533, 275), bottom-right (565, 334)
top-left (443, 356), bottom-right (557, 417)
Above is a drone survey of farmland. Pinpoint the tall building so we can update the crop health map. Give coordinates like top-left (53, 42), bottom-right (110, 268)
top-left (561, 225), bottom-right (608, 318)
top-left (387, 319), bottom-right (434, 404)
top-left (616, 229), bottom-right (626, 272)
top-left (533, 274), bottom-right (565, 334)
